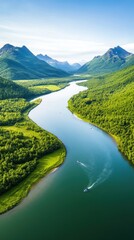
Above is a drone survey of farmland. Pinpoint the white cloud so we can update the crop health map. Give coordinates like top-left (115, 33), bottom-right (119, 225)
top-left (0, 26), bottom-right (109, 63)
top-left (122, 43), bottom-right (134, 53)
top-left (1, 24), bottom-right (133, 64)
top-left (28, 39), bottom-right (109, 63)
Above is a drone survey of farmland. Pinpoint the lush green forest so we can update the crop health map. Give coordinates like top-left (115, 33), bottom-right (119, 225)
top-left (0, 76), bottom-right (64, 100)
top-left (13, 75), bottom-right (87, 97)
top-left (0, 76), bottom-right (33, 99)
top-left (15, 79), bottom-right (67, 96)
top-left (15, 75), bottom-right (86, 88)
top-left (0, 97), bottom-right (65, 213)
top-left (69, 65), bottom-right (134, 163)
top-left (0, 73), bottom-right (89, 214)
top-left (0, 75), bottom-right (80, 100)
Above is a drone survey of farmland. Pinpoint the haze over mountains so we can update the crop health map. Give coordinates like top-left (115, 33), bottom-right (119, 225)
top-left (78, 46), bottom-right (134, 75)
top-left (37, 54), bottom-right (81, 73)
top-left (0, 44), bottom-right (68, 80)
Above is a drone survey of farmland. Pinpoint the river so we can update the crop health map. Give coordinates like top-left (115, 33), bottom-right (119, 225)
top-left (0, 82), bottom-right (134, 240)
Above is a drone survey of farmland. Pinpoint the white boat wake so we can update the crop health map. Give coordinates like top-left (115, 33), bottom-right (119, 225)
top-left (77, 157), bottom-right (112, 192)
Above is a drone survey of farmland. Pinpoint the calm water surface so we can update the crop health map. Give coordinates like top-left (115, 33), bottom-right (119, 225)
top-left (0, 82), bottom-right (134, 240)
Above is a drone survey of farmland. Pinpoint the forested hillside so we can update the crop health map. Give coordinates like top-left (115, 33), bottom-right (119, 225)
top-left (69, 66), bottom-right (134, 163)
top-left (0, 76), bottom-right (33, 99)
top-left (0, 94), bottom-right (65, 213)
top-left (0, 76), bottom-right (68, 100)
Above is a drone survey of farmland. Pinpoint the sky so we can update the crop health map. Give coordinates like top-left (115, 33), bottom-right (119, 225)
top-left (0, 0), bottom-right (134, 64)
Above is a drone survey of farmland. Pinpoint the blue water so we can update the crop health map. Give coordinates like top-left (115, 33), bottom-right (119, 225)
top-left (0, 82), bottom-right (134, 240)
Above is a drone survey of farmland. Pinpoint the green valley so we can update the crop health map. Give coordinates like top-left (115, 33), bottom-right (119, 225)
top-left (0, 43), bottom-right (133, 215)
top-left (14, 75), bottom-right (87, 96)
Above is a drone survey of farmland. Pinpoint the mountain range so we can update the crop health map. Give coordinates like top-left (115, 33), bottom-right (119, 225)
top-left (78, 46), bottom-right (134, 75)
top-left (37, 54), bottom-right (81, 73)
top-left (0, 44), bottom-right (134, 81)
top-left (0, 44), bottom-right (69, 80)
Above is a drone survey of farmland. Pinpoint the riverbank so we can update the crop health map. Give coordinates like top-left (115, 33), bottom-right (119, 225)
top-left (68, 67), bottom-right (134, 164)
top-left (1, 81), bottom-right (134, 240)
top-left (68, 100), bottom-right (126, 160)
top-left (0, 99), bottom-right (66, 214)
top-left (0, 147), bottom-right (65, 214)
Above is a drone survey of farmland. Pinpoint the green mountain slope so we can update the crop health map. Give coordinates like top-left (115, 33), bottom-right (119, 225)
top-left (0, 44), bottom-right (68, 80)
top-left (69, 65), bottom-right (134, 163)
top-left (78, 46), bottom-right (134, 75)
top-left (0, 76), bottom-right (33, 99)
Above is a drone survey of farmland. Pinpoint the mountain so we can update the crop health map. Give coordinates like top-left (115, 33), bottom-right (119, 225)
top-left (0, 76), bottom-right (32, 99)
top-left (37, 54), bottom-right (81, 73)
top-left (0, 44), bottom-right (69, 80)
top-left (69, 65), bottom-right (134, 163)
top-left (78, 46), bottom-right (134, 75)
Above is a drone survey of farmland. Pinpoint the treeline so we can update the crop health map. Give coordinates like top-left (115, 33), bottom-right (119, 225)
top-left (0, 76), bottom-right (33, 100)
top-left (0, 98), bottom-right (33, 125)
top-left (69, 66), bottom-right (134, 163)
top-left (0, 76), bottom-right (53, 100)
top-left (0, 99), bottom-right (62, 195)
top-left (15, 75), bottom-right (87, 88)
top-left (0, 74), bottom-right (87, 101)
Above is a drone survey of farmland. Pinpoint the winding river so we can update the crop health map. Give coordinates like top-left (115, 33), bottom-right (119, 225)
top-left (0, 82), bottom-right (134, 240)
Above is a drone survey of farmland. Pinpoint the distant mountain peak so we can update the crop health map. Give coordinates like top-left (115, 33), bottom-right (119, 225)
top-left (37, 54), bottom-right (52, 61)
top-left (37, 54), bottom-right (81, 73)
top-left (78, 45), bottom-right (134, 75)
top-left (0, 43), bottom-right (68, 80)
top-left (2, 43), bottom-right (14, 48)
top-left (0, 44), bottom-right (34, 55)
top-left (21, 45), bottom-right (30, 51)
top-left (20, 45), bottom-right (35, 57)
top-left (105, 46), bottom-right (131, 59)
top-left (0, 43), bottom-right (14, 53)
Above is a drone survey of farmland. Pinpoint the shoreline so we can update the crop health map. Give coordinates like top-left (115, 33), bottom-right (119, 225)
top-left (69, 105), bottom-right (128, 162)
top-left (0, 146), bottom-right (66, 215)
top-left (0, 96), bottom-right (66, 215)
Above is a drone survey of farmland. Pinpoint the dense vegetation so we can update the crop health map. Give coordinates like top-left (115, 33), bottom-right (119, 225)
top-left (14, 75), bottom-right (87, 96)
top-left (0, 73), bottom-right (87, 213)
top-left (69, 65), bottom-right (134, 163)
top-left (0, 75), bottom-right (82, 199)
top-left (15, 79), bottom-right (67, 96)
top-left (15, 75), bottom-right (87, 87)
top-left (0, 76), bottom-right (77, 100)
top-left (0, 98), bottom-right (65, 213)
top-left (0, 76), bottom-right (33, 99)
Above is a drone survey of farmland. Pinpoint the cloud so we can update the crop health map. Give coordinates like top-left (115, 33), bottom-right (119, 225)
top-left (1, 23), bottom-right (133, 64)
top-left (0, 25), bottom-right (109, 63)
top-left (122, 43), bottom-right (134, 53)
top-left (27, 39), bottom-right (109, 63)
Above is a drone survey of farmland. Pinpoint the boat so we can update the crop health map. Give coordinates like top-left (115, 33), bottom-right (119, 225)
top-left (83, 183), bottom-right (95, 192)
